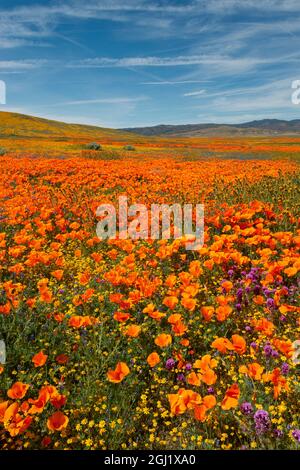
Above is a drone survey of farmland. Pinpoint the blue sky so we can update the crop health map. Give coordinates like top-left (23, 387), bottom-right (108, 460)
top-left (0, 0), bottom-right (300, 128)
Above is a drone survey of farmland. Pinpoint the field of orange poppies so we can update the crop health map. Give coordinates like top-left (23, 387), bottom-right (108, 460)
top-left (0, 145), bottom-right (299, 450)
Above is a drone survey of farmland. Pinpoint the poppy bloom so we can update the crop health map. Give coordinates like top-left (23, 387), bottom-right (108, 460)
top-left (3, 402), bottom-right (19, 423)
top-left (32, 350), bottom-right (48, 367)
top-left (273, 338), bottom-right (293, 358)
top-left (147, 352), bottom-right (160, 367)
top-left (154, 333), bottom-right (172, 348)
top-left (124, 324), bottom-right (141, 337)
top-left (50, 394), bottom-right (67, 409)
top-left (189, 260), bottom-right (202, 277)
top-left (0, 401), bottom-right (9, 422)
top-left (172, 321), bottom-right (187, 336)
top-left (239, 362), bottom-right (264, 380)
top-left (28, 389), bottom-right (50, 414)
top-left (51, 269), bottom-right (64, 280)
top-left (47, 411), bottom-right (69, 431)
top-left (221, 280), bottom-right (233, 292)
top-left (200, 368), bottom-right (217, 386)
top-left (107, 362), bottom-right (130, 383)
top-left (114, 311), bottom-right (131, 322)
top-left (168, 393), bottom-right (187, 416)
top-left (211, 337), bottom-right (234, 354)
top-left (41, 436), bottom-right (52, 447)
top-left (55, 354), bottom-right (69, 365)
top-left (7, 382), bottom-right (29, 400)
top-left (194, 395), bottom-right (216, 422)
top-left (193, 354), bottom-right (218, 371)
top-left (187, 371), bottom-right (201, 386)
top-left (231, 335), bottom-right (246, 355)
top-left (6, 415), bottom-right (32, 437)
top-left (168, 389), bottom-right (202, 416)
top-left (181, 297), bottom-right (196, 311)
top-left (201, 306), bottom-right (214, 321)
top-left (253, 318), bottom-right (275, 336)
top-left (163, 296), bottom-right (178, 310)
top-left (168, 313), bottom-right (182, 324)
top-left (165, 275), bottom-right (177, 287)
top-left (221, 384), bottom-right (240, 410)
top-left (216, 305), bottom-right (232, 322)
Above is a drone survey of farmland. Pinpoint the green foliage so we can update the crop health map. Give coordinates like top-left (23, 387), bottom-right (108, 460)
top-left (0, 147), bottom-right (6, 156)
top-left (123, 145), bottom-right (136, 151)
top-left (85, 142), bottom-right (102, 151)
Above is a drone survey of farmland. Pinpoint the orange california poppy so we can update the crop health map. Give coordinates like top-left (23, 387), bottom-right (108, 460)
top-left (0, 401), bottom-right (9, 422)
top-left (253, 318), bottom-right (275, 337)
top-left (194, 394), bottom-right (216, 422)
top-left (216, 304), bottom-right (232, 322)
top-left (221, 280), bottom-right (233, 292)
top-left (189, 260), bottom-right (202, 277)
top-left (165, 275), bottom-right (177, 288)
top-left (107, 362), bottom-right (130, 383)
top-left (211, 337), bottom-right (234, 354)
top-left (168, 313), bottom-right (182, 324)
top-left (201, 306), bottom-right (214, 321)
top-left (187, 371), bottom-right (201, 387)
top-left (181, 297), bottom-right (196, 311)
top-left (3, 402), bottom-right (19, 423)
top-left (32, 350), bottom-right (48, 367)
top-left (239, 362), bottom-right (264, 380)
top-left (55, 354), bottom-right (69, 365)
top-left (168, 393), bottom-right (187, 416)
top-left (47, 411), bottom-right (69, 431)
top-left (193, 354), bottom-right (218, 371)
top-left (51, 270), bottom-right (64, 280)
top-left (180, 389), bottom-right (202, 409)
top-left (28, 389), bottom-right (50, 414)
top-left (221, 384), bottom-right (240, 410)
top-left (154, 333), bottom-right (172, 348)
top-left (147, 352), bottom-right (160, 368)
top-left (200, 368), bottom-right (217, 385)
top-left (172, 321), bottom-right (188, 336)
top-left (231, 335), bottom-right (246, 355)
top-left (7, 382), bottom-right (29, 400)
top-left (124, 324), bottom-right (141, 337)
top-left (273, 338), bottom-right (294, 358)
top-left (50, 394), bottom-right (67, 409)
top-left (113, 311), bottom-right (131, 322)
top-left (163, 296), bottom-right (178, 310)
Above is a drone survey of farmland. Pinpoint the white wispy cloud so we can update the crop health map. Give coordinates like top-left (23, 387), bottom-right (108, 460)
top-left (0, 60), bottom-right (48, 71)
top-left (142, 80), bottom-right (209, 85)
top-left (69, 53), bottom-right (300, 77)
top-left (69, 55), bottom-right (266, 68)
top-left (201, 0), bottom-right (300, 13)
top-left (190, 79), bottom-right (297, 120)
top-left (1, 0), bottom-right (300, 51)
top-left (184, 90), bottom-right (206, 96)
top-left (48, 96), bottom-right (149, 106)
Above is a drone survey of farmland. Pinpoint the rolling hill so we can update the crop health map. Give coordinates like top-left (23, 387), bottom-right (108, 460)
top-left (0, 111), bottom-right (137, 142)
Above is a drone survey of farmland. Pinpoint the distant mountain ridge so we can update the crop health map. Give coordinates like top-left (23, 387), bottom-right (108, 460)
top-left (122, 119), bottom-right (300, 136)
top-left (2, 112), bottom-right (300, 140)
